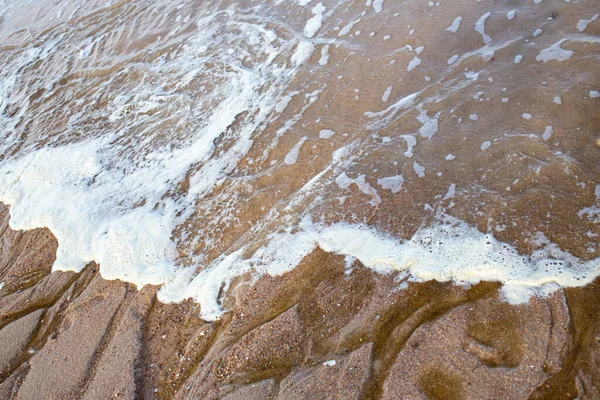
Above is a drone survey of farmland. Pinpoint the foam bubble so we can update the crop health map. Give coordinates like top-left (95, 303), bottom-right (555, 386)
top-left (285, 136), bottom-right (309, 165)
top-left (373, 0), bottom-right (384, 13)
top-left (339, 19), bottom-right (359, 37)
top-left (413, 161), bottom-right (425, 178)
top-left (446, 16), bottom-right (462, 33)
top-left (377, 175), bottom-right (405, 194)
top-left (319, 129), bottom-right (336, 139)
top-left (292, 41), bottom-right (316, 65)
top-left (543, 126), bottom-right (554, 140)
top-left (475, 12), bottom-right (492, 44)
top-left (577, 14), bottom-right (599, 32)
top-left (304, 3), bottom-right (326, 38)
top-left (382, 86), bottom-right (393, 102)
top-left (536, 39), bottom-right (573, 63)
top-left (407, 57), bottom-right (422, 72)
top-left (417, 110), bottom-right (439, 139)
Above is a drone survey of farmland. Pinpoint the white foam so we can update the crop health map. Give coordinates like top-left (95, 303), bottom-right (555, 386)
top-left (382, 86), bottom-right (393, 102)
top-left (373, 0), bottom-right (384, 13)
top-left (413, 161), bottom-right (425, 178)
top-left (275, 95), bottom-right (293, 113)
top-left (465, 70), bottom-right (480, 80)
top-left (318, 44), bottom-right (330, 65)
top-left (335, 173), bottom-right (381, 206)
top-left (536, 39), bottom-right (573, 63)
top-left (179, 217), bottom-right (600, 319)
top-left (3, 0), bottom-right (599, 324)
top-left (446, 16), bottom-right (462, 33)
top-left (338, 19), bottom-right (360, 37)
top-left (447, 54), bottom-right (459, 65)
top-left (482, 50), bottom-right (495, 62)
top-left (319, 129), bottom-right (336, 139)
top-left (304, 3), bottom-right (326, 38)
top-left (365, 92), bottom-right (419, 130)
top-left (401, 135), bottom-right (417, 158)
top-left (578, 185), bottom-right (600, 224)
top-left (475, 12), bottom-right (492, 44)
top-left (0, 7), bottom-right (319, 306)
top-left (0, 138), bottom-right (179, 285)
top-left (407, 57), bottom-right (422, 72)
top-left (284, 136), bottom-right (308, 165)
top-left (377, 175), bottom-right (404, 194)
top-left (590, 91), bottom-right (600, 98)
top-left (417, 110), bottom-right (439, 139)
top-left (543, 126), bottom-right (554, 140)
top-left (444, 184), bottom-right (456, 200)
top-left (577, 14), bottom-right (599, 32)
top-left (292, 41), bottom-right (316, 65)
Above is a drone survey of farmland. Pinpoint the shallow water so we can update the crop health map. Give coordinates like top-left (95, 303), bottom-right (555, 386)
top-left (0, 0), bottom-right (598, 319)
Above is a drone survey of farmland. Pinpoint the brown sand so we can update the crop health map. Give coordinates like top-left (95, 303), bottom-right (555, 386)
top-left (1, 203), bottom-right (599, 399)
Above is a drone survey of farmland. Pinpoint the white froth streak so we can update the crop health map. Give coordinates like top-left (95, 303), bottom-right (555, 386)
top-left (536, 39), bottom-right (573, 63)
top-left (372, 0), bottom-right (384, 13)
top-left (160, 217), bottom-right (600, 320)
top-left (304, 3), bottom-right (326, 38)
top-left (475, 12), bottom-right (492, 44)
top-left (446, 16), bottom-right (462, 33)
